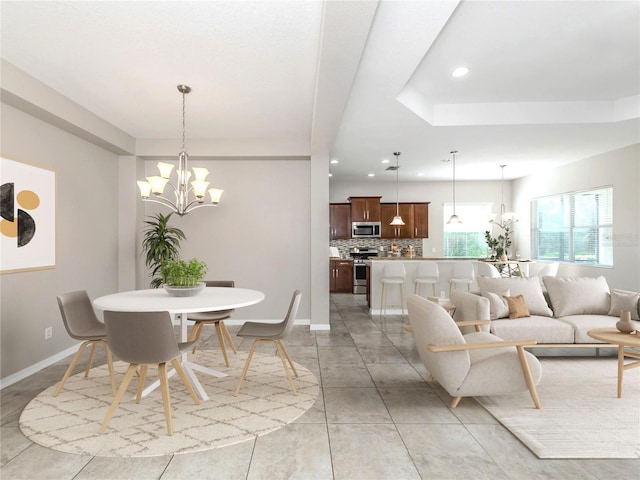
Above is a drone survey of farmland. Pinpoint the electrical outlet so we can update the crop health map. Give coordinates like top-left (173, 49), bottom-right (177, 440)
top-left (45, 327), bottom-right (52, 339)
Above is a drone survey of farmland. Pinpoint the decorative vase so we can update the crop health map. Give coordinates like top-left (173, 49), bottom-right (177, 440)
top-left (500, 253), bottom-right (508, 262)
top-left (164, 282), bottom-right (206, 297)
top-left (616, 310), bottom-right (636, 333)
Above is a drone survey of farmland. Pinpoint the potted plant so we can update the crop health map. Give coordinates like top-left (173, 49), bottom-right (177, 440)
top-left (484, 226), bottom-right (512, 261)
top-left (142, 213), bottom-right (186, 288)
top-left (161, 258), bottom-right (208, 296)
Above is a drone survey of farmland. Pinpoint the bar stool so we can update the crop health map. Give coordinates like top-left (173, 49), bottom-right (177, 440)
top-left (449, 262), bottom-right (475, 295)
top-left (414, 261), bottom-right (439, 297)
top-left (380, 262), bottom-right (407, 317)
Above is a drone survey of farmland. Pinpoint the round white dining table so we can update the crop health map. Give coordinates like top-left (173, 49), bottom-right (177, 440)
top-left (94, 287), bottom-right (265, 401)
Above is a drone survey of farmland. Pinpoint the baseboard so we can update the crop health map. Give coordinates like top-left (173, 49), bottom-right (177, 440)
top-left (0, 344), bottom-right (78, 390)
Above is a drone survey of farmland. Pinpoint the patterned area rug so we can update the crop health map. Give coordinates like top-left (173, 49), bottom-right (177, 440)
top-left (477, 357), bottom-right (640, 459)
top-left (19, 350), bottom-right (319, 457)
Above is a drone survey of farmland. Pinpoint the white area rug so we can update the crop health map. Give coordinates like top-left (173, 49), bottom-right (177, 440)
top-left (477, 357), bottom-right (640, 459)
top-left (19, 350), bottom-right (318, 457)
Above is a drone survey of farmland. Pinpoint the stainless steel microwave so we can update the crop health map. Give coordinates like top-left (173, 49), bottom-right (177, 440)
top-left (352, 222), bottom-right (381, 238)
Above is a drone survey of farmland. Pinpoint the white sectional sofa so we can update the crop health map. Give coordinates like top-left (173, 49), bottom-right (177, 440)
top-left (450, 276), bottom-right (640, 347)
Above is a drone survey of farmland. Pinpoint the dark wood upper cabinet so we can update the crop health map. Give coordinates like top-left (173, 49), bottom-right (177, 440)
top-left (380, 202), bottom-right (429, 239)
top-left (330, 203), bottom-right (351, 239)
top-left (349, 196), bottom-right (381, 222)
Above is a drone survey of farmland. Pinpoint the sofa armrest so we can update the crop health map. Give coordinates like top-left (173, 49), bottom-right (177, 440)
top-left (455, 320), bottom-right (491, 332)
top-left (427, 339), bottom-right (538, 352)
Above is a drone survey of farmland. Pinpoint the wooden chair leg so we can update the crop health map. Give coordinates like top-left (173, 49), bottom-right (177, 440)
top-left (135, 365), bottom-right (148, 403)
top-left (171, 358), bottom-right (200, 405)
top-left (275, 340), bottom-right (298, 396)
top-left (103, 341), bottom-right (117, 396)
top-left (190, 322), bottom-right (203, 354)
top-left (381, 283), bottom-right (386, 317)
top-left (85, 341), bottom-right (98, 378)
top-left (400, 284), bottom-right (405, 317)
top-left (427, 374), bottom-right (434, 383)
top-left (450, 396), bottom-right (462, 408)
top-left (215, 321), bottom-right (230, 367)
top-left (221, 321), bottom-right (237, 353)
top-left (99, 363), bottom-right (138, 433)
top-left (516, 346), bottom-right (542, 409)
top-left (277, 340), bottom-right (298, 377)
top-left (158, 363), bottom-right (173, 436)
top-left (234, 340), bottom-right (259, 396)
top-left (432, 284), bottom-right (437, 296)
top-left (54, 340), bottom-right (90, 397)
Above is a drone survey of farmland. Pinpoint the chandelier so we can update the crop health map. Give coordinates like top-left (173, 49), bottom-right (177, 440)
top-left (136, 85), bottom-right (224, 216)
top-left (489, 164), bottom-right (517, 228)
top-left (446, 150), bottom-right (462, 224)
top-left (389, 152), bottom-right (405, 226)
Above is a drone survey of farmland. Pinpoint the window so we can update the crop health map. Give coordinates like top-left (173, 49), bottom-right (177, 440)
top-left (443, 203), bottom-right (493, 257)
top-left (531, 186), bottom-right (613, 266)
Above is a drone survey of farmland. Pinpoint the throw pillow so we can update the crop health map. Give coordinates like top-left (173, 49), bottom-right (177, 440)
top-left (543, 276), bottom-right (610, 317)
top-left (504, 295), bottom-right (530, 319)
top-left (481, 289), bottom-right (510, 320)
top-left (476, 277), bottom-right (553, 317)
top-left (608, 289), bottom-right (640, 320)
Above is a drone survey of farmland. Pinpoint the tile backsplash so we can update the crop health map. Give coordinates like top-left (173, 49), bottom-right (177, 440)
top-left (330, 238), bottom-right (422, 258)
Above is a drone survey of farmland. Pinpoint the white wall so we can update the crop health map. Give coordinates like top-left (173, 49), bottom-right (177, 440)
top-left (138, 158), bottom-right (312, 322)
top-left (0, 103), bottom-right (120, 378)
top-left (513, 144), bottom-right (640, 290)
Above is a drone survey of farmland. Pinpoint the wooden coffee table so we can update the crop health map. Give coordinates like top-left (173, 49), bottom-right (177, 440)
top-left (587, 328), bottom-right (640, 398)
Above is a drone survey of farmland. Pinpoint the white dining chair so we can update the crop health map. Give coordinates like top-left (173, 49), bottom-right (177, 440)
top-left (414, 261), bottom-right (439, 296)
top-left (381, 262), bottom-right (407, 317)
top-left (449, 262), bottom-right (475, 295)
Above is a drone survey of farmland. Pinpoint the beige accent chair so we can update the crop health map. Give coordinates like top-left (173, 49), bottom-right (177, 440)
top-left (449, 262), bottom-right (475, 294)
top-left (187, 280), bottom-right (237, 366)
top-left (380, 262), bottom-right (407, 317)
top-left (414, 261), bottom-right (439, 296)
top-left (99, 310), bottom-right (200, 436)
top-left (55, 291), bottom-right (116, 397)
top-left (234, 290), bottom-right (302, 397)
top-left (407, 294), bottom-right (542, 409)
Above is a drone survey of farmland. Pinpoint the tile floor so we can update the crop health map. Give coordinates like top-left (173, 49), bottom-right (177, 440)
top-left (1, 293), bottom-right (639, 479)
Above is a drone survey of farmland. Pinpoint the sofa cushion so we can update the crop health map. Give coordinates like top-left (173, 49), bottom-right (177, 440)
top-left (477, 277), bottom-right (553, 317)
top-left (504, 295), bottom-right (530, 319)
top-left (491, 315), bottom-right (575, 344)
top-left (607, 289), bottom-right (640, 320)
top-left (481, 289), bottom-right (510, 319)
top-left (543, 276), bottom-right (610, 317)
top-left (555, 314), bottom-right (640, 343)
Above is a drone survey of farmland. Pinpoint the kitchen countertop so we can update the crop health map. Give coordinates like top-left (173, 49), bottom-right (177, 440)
top-left (371, 256), bottom-right (475, 261)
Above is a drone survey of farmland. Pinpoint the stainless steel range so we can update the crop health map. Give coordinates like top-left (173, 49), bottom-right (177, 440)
top-left (349, 247), bottom-right (378, 294)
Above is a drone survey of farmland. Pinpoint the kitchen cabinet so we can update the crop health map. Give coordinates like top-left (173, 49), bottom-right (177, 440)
top-left (330, 203), bottom-right (351, 239)
top-left (330, 259), bottom-right (353, 293)
top-left (349, 196), bottom-right (381, 222)
top-left (380, 203), bottom-right (413, 238)
top-left (412, 202), bottom-right (429, 238)
top-left (380, 202), bottom-right (430, 239)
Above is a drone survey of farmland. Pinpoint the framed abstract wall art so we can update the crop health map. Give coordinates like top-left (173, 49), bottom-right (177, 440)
top-left (0, 156), bottom-right (56, 273)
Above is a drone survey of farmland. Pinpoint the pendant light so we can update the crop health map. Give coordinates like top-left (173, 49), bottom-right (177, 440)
top-left (447, 150), bottom-right (462, 224)
top-left (390, 152), bottom-right (405, 226)
top-left (489, 164), bottom-right (517, 227)
top-left (136, 85), bottom-right (224, 216)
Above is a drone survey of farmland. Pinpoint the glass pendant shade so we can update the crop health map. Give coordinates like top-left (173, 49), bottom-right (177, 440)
top-left (447, 214), bottom-right (462, 224)
top-left (390, 215), bottom-right (405, 226)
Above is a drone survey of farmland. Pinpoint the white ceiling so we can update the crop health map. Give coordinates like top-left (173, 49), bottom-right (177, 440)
top-left (1, 0), bottom-right (639, 182)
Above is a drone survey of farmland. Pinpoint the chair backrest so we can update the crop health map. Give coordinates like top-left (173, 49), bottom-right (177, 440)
top-left (475, 261), bottom-right (501, 278)
top-left (204, 280), bottom-right (234, 288)
top-left (273, 290), bottom-right (302, 339)
top-left (382, 262), bottom-right (406, 279)
top-left (451, 262), bottom-right (475, 280)
top-left (103, 310), bottom-right (181, 365)
top-left (57, 290), bottom-right (105, 340)
top-left (407, 294), bottom-right (470, 394)
top-left (416, 261), bottom-right (439, 279)
top-left (537, 262), bottom-right (559, 278)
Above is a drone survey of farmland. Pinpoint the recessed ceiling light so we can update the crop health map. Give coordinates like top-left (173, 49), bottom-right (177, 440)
top-left (368, 173), bottom-right (375, 177)
top-left (330, 159), bottom-right (338, 164)
top-left (417, 173), bottom-right (424, 177)
top-left (451, 66), bottom-right (469, 78)
top-left (381, 159), bottom-right (390, 164)
top-left (328, 173), bottom-right (333, 177)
